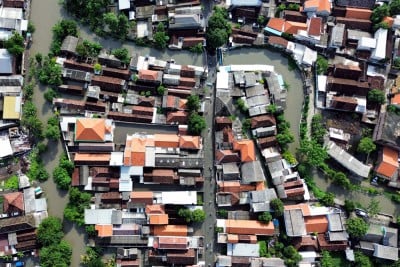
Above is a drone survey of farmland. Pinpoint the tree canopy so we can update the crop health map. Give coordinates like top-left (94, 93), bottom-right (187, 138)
top-left (357, 137), bottom-right (376, 155)
top-left (297, 139), bottom-right (328, 167)
top-left (258, 211), bottom-right (272, 224)
top-left (270, 198), bottom-right (284, 217)
top-left (371, 4), bottom-right (390, 24)
top-left (206, 7), bottom-right (231, 51)
top-left (4, 32), bottom-right (25, 56)
top-left (37, 216), bottom-right (64, 247)
top-left (320, 251), bottom-right (334, 267)
top-left (346, 217), bottom-right (369, 238)
top-left (391, 0), bottom-right (400, 16)
top-left (368, 89), bottom-right (386, 105)
top-left (188, 112), bottom-right (206, 135)
top-left (186, 95), bottom-right (201, 112)
top-left (64, 187), bottom-right (91, 226)
top-left (40, 240), bottom-right (72, 267)
top-left (316, 56), bottom-right (328, 75)
top-left (153, 23), bottom-right (169, 49)
top-left (354, 251), bottom-right (373, 267)
top-left (178, 208), bottom-right (206, 223)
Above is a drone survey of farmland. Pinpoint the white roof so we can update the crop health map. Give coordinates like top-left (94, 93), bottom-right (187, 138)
top-left (0, 30), bottom-right (12, 41)
top-left (136, 21), bottom-right (149, 38)
top-left (118, 0), bottom-right (130, 10)
top-left (145, 146), bottom-right (155, 167)
top-left (20, 20), bottom-right (28, 31)
top-left (216, 71), bottom-right (229, 90)
top-left (84, 209), bottom-right (114, 224)
top-left (317, 75), bottom-right (327, 92)
top-left (59, 116), bottom-right (77, 132)
top-left (35, 198), bottom-right (47, 212)
top-left (0, 49), bottom-right (12, 74)
top-left (227, 243), bottom-right (259, 257)
top-left (110, 152), bottom-right (123, 166)
top-left (0, 135), bottom-right (13, 158)
top-left (357, 37), bottom-right (376, 50)
top-left (0, 7), bottom-right (23, 20)
top-left (161, 191), bottom-right (197, 204)
top-left (371, 28), bottom-right (388, 61)
top-left (302, 47), bottom-right (317, 66)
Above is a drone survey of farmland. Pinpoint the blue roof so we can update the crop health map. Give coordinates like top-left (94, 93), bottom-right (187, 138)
top-left (264, 27), bottom-right (282, 36)
top-left (231, 0), bottom-right (261, 6)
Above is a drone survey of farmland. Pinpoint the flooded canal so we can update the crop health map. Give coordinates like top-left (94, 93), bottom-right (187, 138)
top-left (223, 48), bottom-right (304, 153)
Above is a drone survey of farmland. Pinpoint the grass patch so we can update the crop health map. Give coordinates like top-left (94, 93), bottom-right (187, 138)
top-left (197, 193), bottom-right (203, 205)
top-left (331, 252), bottom-right (351, 267)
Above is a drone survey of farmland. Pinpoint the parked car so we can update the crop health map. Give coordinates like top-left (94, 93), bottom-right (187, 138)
top-left (355, 208), bottom-right (368, 218)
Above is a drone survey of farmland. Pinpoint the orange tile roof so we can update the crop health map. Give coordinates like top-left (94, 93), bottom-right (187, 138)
top-left (383, 16), bottom-right (394, 27)
top-left (304, 215), bottom-right (328, 233)
top-left (74, 153), bottom-right (111, 162)
top-left (392, 93), bottom-right (400, 105)
top-left (284, 203), bottom-right (311, 216)
top-left (267, 18), bottom-right (285, 32)
top-left (149, 214), bottom-right (169, 225)
top-left (154, 134), bottom-right (180, 148)
top-left (153, 225), bottom-right (188, 236)
top-left (75, 118), bottom-right (106, 142)
top-left (284, 21), bottom-right (308, 35)
top-left (179, 99), bottom-right (187, 109)
top-left (3, 192), bottom-right (24, 213)
top-left (138, 69), bottom-right (159, 81)
top-left (227, 234), bottom-right (239, 243)
top-left (233, 139), bottom-right (256, 162)
top-left (130, 191), bottom-right (154, 199)
top-left (256, 181), bottom-right (266, 191)
top-left (146, 204), bottom-right (165, 214)
top-left (318, 0), bottom-right (331, 13)
top-left (95, 224), bottom-right (113, 237)
top-left (124, 135), bottom-right (154, 166)
top-left (179, 135), bottom-right (200, 149)
top-left (346, 7), bottom-right (372, 20)
top-left (217, 181), bottom-right (256, 193)
top-left (376, 147), bottom-right (399, 179)
top-left (225, 219), bottom-right (274, 236)
top-left (304, 0), bottom-right (318, 9)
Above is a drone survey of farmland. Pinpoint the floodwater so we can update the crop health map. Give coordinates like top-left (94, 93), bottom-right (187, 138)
top-left (29, 0), bottom-right (205, 266)
top-left (223, 47), bottom-right (304, 153)
top-left (223, 48), bottom-right (400, 215)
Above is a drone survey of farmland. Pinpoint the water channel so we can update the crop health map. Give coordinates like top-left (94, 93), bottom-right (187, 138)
top-left (29, 1), bottom-right (399, 266)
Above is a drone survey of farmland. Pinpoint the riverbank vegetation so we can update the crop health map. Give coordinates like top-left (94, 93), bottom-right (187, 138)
top-left (37, 217), bottom-right (72, 267)
top-left (53, 154), bottom-right (74, 190)
top-left (64, 187), bottom-right (91, 226)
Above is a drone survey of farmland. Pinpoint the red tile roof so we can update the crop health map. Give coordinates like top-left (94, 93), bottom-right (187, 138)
top-left (153, 225), bottom-right (188, 236)
top-left (305, 215), bottom-right (329, 233)
top-left (308, 17), bottom-right (322, 36)
top-left (179, 135), bottom-right (201, 149)
top-left (345, 7), bottom-right (372, 20)
top-left (268, 36), bottom-right (289, 48)
top-left (267, 18), bottom-right (285, 32)
top-left (138, 70), bottom-right (160, 81)
top-left (284, 21), bottom-right (308, 35)
top-left (3, 192), bottom-right (24, 213)
top-left (95, 224), bottom-right (113, 237)
top-left (149, 214), bottom-right (169, 225)
top-left (225, 219), bottom-right (274, 236)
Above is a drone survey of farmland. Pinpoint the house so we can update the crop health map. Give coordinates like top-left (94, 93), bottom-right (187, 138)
top-left (336, 17), bottom-right (371, 32)
top-left (375, 147), bottom-right (399, 180)
top-left (137, 70), bottom-right (162, 85)
top-left (3, 95), bottom-right (21, 120)
top-left (249, 188), bottom-right (277, 212)
top-left (233, 139), bottom-right (256, 162)
top-left (221, 219), bottom-right (275, 236)
top-left (91, 75), bottom-right (126, 93)
top-left (3, 192), bottom-right (24, 216)
top-left (60, 35), bottom-right (80, 56)
top-left (74, 118), bottom-right (114, 143)
top-left (3, 0), bottom-right (25, 8)
top-left (166, 111), bottom-right (188, 124)
top-left (0, 49), bottom-right (13, 75)
top-left (303, 0), bottom-right (331, 16)
top-left (268, 36), bottom-right (289, 50)
top-left (250, 115), bottom-right (276, 129)
top-left (371, 28), bottom-right (388, 61)
top-left (373, 112), bottom-right (400, 151)
top-left (169, 14), bottom-right (204, 31)
top-left (283, 10), bottom-right (308, 23)
top-left (329, 23), bottom-right (345, 48)
top-left (327, 141), bottom-right (371, 178)
top-left (152, 225), bottom-right (188, 236)
top-left (335, 0), bottom-right (375, 9)
top-left (216, 150), bottom-right (241, 164)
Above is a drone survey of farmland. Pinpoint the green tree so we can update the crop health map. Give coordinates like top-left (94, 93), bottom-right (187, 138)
top-left (44, 88), bottom-right (58, 102)
top-left (368, 89), bottom-right (386, 105)
top-left (4, 32), bottom-right (25, 55)
top-left (116, 13), bottom-right (129, 40)
top-left (186, 95), bottom-right (201, 112)
top-left (206, 7), bottom-right (231, 51)
top-left (316, 55), bottom-right (328, 75)
top-left (45, 125), bottom-right (61, 141)
top-left (258, 211), bottom-right (272, 224)
top-left (38, 57), bottom-right (62, 86)
top-left (242, 118), bottom-right (251, 132)
top-left (153, 22), bottom-right (169, 49)
top-left (28, 21), bottom-right (36, 33)
top-left (344, 199), bottom-right (356, 213)
top-left (112, 47), bottom-right (129, 65)
top-left (332, 171), bottom-right (351, 189)
top-left (390, 0), bottom-right (400, 16)
top-left (270, 198), bottom-right (284, 217)
top-left (94, 63), bottom-right (102, 72)
top-left (188, 112), bottom-right (206, 135)
top-left (37, 216), bottom-right (64, 246)
top-left (373, 21), bottom-right (390, 32)
top-left (320, 251), bottom-right (334, 267)
top-left (298, 139), bottom-right (328, 167)
top-left (157, 85), bottom-right (165, 96)
top-left (4, 175), bottom-right (19, 190)
top-left (53, 166), bottom-right (71, 190)
top-left (217, 209), bottom-right (228, 218)
top-left (283, 246), bottom-right (302, 267)
top-left (236, 98), bottom-right (248, 113)
top-left (178, 208), bottom-right (193, 222)
top-left (257, 15), bottom-right (266, 25)
top-left (64, 187), bottom-right (91, 226)
top-left (346, 217), bottom-right (369, 239)
top-left (367, 199), bottom-right (380, 217)
top-left (320, 192), bottom-right (335, 206)
top-left (354, 251), bottom-right (372, 267)
top-left (357, 137), bottom-right (376, 162)
top-left (394, 58), bottom-right (400, 69)
top-left (35, 53), bottom-right (43, 65)
top-left (371, 4), bottom-right (390, 24)
top-left (311, 114), bottom-right (326, 144)
top-left (192, 209), bottom-right (206, 222)
top-left (40, 240), bottom-right (72, 267)
top-left (103, 12), bottom-right (118, 33)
